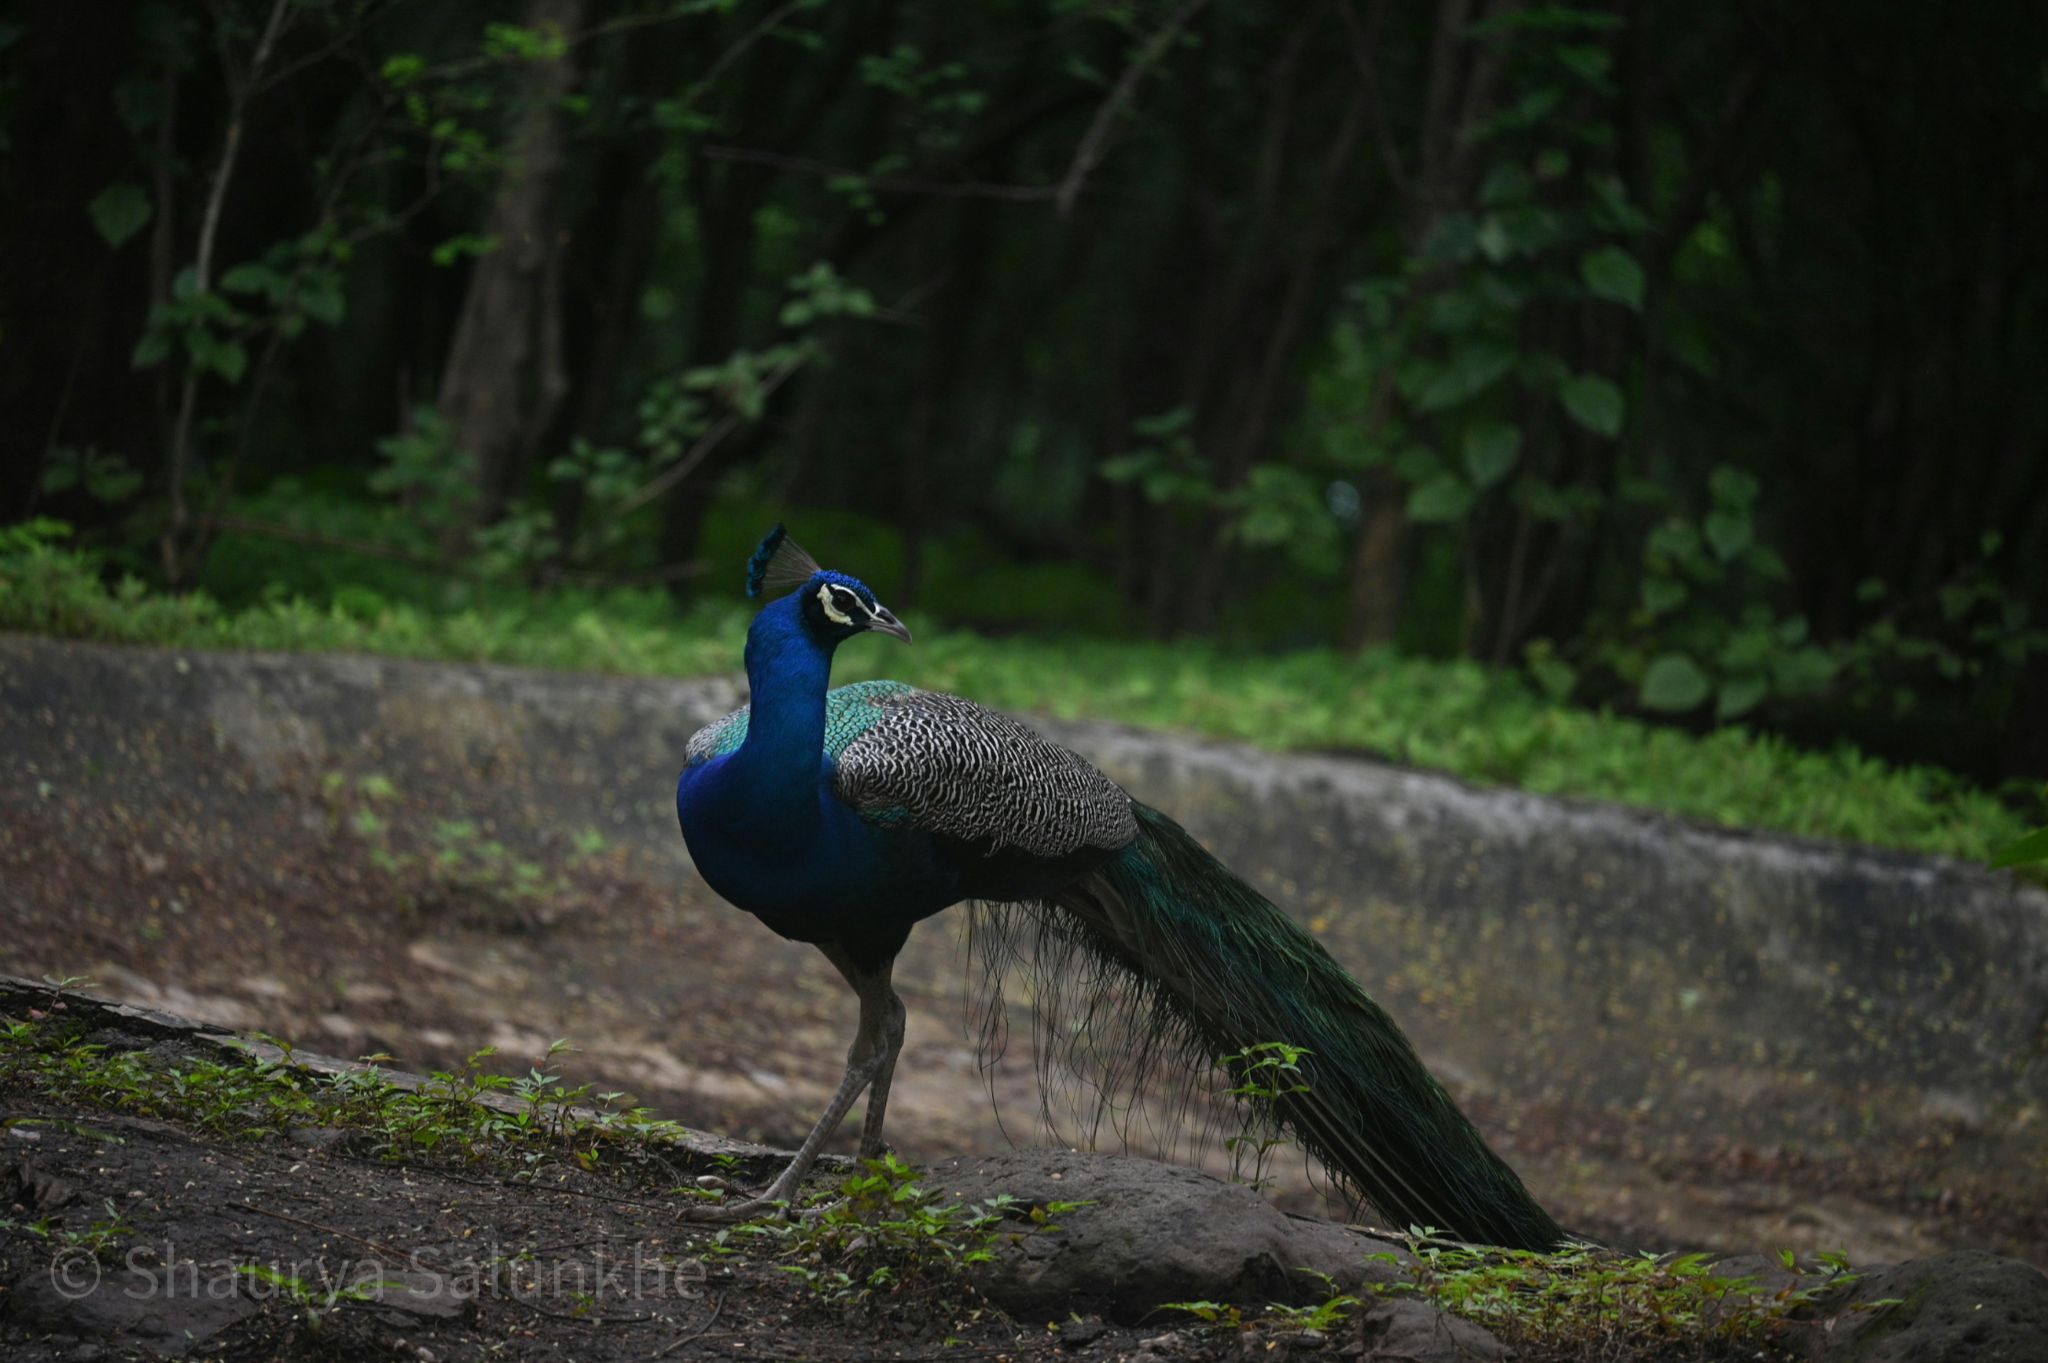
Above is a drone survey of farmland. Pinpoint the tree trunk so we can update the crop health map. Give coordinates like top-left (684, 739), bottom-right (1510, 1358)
top-left (436, 0), bottom-right (584, 538)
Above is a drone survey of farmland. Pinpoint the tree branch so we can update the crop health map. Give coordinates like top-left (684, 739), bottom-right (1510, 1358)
top-left (162, 0), bottom-right (291, 586)
top-left (1055, 0), bottom-right (1210, 217)
top-left (698, 145), bottom-right (1059, 201)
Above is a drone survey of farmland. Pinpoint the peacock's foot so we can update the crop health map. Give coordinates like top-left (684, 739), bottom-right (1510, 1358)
top-left (673, 1193), bottom-right (790, 1224)
top-left (675, 1189), bottom-right (846, 1225)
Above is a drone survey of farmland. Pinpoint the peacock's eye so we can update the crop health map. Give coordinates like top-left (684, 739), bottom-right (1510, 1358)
top-left (818, 583), bottom-right (861, 625)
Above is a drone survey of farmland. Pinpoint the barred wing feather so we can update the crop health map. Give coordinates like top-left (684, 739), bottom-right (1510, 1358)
top-left (834, 690), bottom-right (1136, 859)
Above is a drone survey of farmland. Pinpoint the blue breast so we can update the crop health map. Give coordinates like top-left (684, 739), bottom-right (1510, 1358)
top-left (675, 679), bottom-right (958, 942)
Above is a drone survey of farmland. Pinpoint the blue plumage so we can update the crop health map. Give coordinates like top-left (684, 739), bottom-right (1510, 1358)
top-left (674, 528), bottom-right (1565, 1248)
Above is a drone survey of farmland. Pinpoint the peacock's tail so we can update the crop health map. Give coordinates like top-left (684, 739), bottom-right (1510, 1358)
top-left (973, 801), bottom-right (1566, 1251)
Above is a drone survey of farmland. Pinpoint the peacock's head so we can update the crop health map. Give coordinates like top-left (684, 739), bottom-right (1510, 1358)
top-left (745, 524), bottom-right (912, 645)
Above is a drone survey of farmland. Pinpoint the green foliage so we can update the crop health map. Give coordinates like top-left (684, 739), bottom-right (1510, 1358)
top-left (1567, 482), bottom-right (2048, 723)
top-left (16, 0), bottom-right (2048, 814)
top-left (40, 449), bottom-right (143, 504)
top-left (370, 407), bottom-right (473, 544)
top-left (1304, 4), bottom-right (1646, 575)
top-left (1102, 410), bottom-right (1340, 574)
top-left (87, 182), bottom-right (153, 248)
top-left (0, 521), bottom-right (2031, 861)
top-left (0, 1012), bottom-right (688, 1175)
top-left (0, 1197), bottom-right (136, 1265)
top-left (237, 1262), bottom-right (390, 1334)
top-left (1991, 826), bottom-right (2048, 871)
top-left (1162, 1268), bottom-right (1360, 1339)
top-left (729, 1153), bottom-right (1080, 1316)
top-left (1219, 1042), bottom-right (1312, 1190)
top-left (1363, 1230), bottom-right (1890, 1359)
top-left (320, 767), bottom-right (610, 923)
top-left (132, 265), bottom-right (252, 382)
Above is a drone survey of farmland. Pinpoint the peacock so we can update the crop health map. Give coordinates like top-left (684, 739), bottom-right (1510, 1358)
top-left (673, 526), bottom-right (1566, 1249)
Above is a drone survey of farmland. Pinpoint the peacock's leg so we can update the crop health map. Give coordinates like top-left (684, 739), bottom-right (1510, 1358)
top-left (856, 983), bottom-right (906, 1158)
top-left (678, 941), bottom-right (903, 1222)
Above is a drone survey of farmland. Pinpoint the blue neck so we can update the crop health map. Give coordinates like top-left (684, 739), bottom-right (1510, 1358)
top-left (727, 593), bottom-right (835, 822)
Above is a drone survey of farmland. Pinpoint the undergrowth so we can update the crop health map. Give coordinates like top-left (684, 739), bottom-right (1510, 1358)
top-left (0, 1002), bottom-right (686, 1175)
top-left (1165, 1229), bottom-right (1896, 1361)
top-left (2, 519), bottom-right (2035, 861)
top-left (715, 1153), bottom-right (1085, 1321)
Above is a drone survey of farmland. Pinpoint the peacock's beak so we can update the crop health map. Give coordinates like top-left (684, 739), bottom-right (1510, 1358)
top-left (868, 605), bottom-right (913, 643)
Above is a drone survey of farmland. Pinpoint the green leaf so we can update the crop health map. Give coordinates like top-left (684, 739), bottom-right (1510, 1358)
top-left (1771, 645), bottom-right (1839, 696)
top-left (1528, 655), bottom-right (1576, 702)
top-left (131, 330), bottom-right (172, 369)
top-left (1406, 476), bottom-right (1475, 524)
top-left (1703, 510), bottom-right (1752, 561)
top-left (1476, 215), bottom-right (1514, 263)
top-left (301, 281), bottom-right (346, 327)
top-left (211, 340), bottom-right (248, 384)
top-left (1716, 675), bottom-right (1768, 720)
top-left (1415, 342), bottom-right (1516, 413)
top-left (1558, 373), bottom-right (1625, 437)
top-left (1709, 465), bottom-right (1760, 506)
top-left (1462, 422), bottom-right (1522, 488)
top-left (1990, 826), bottom-right (2048, 870)
top-left (1579, 245), bottom-right (1644, 310)
top-left (220, 263), bottom-right (277, 296)
top-left (1641, 577), bottom-right (1687, 616)
top-left (1640, 653), bottom-right (1711, 711)
top-left (88, 182), bottom-right (153, 249)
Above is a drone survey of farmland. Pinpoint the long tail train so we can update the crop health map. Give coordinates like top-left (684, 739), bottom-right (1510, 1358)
top-left (994, 802), bottom-right (1566, 1251)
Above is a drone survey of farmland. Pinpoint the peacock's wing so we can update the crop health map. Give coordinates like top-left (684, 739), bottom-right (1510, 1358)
top-left (832, 687), bottom-right (1137, 859)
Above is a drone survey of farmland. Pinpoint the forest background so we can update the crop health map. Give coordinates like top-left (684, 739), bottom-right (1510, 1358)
top-left (4, 0), bottom-right (2047, 862)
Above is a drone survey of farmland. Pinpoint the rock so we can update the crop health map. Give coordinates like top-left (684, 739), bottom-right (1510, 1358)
top-left (1356, 1297), bottom-right (1508, 1362)
top-left (1057, 1316), bottom-right (1109, 1347)
top-left (6, 1266), bottom-right (258, 1358)
top-left (1804, 1250), bottom-right (2048, 1362)
top-left (4, 1157), bottom-right (78, 1214)
top-left (1133, 1330), bottom-right (1190, 1359)
top-left (920, 1150), bottom-right (1404, 1324)
top-left (281, 1124), bottom-right (351, 1151)
top-left (363, 1269), bottom-right (472, 1322)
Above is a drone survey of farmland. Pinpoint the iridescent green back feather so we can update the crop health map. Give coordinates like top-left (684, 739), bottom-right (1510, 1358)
top-left (685, 679), bottom-right (916, 767)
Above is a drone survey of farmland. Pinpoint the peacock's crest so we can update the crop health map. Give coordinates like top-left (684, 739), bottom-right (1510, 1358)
top-left (746, 523), bottom-right (822, 599)
top-left (745, 524), bottom-right (880, 610)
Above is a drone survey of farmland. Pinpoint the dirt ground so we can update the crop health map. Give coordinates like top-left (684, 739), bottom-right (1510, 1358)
top-left (0, 989), bottom-right (1172, 1362)
top-left (2, 762), bottom-right (2038, 1276)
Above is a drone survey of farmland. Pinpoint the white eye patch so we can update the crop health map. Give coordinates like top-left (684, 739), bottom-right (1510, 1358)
top-left (817, 583), bottom-right (857, 625)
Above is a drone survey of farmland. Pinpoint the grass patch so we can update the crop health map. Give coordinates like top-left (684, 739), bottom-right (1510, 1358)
top-left (0, 1004), bottom-right (686, 1176)
top-left (1163, 1231), bottom-right (1891, 1361)
top-left (1, 519), bottom-right (2033, 860)
top-left (715, 1152), bottom-right (1081, 1320)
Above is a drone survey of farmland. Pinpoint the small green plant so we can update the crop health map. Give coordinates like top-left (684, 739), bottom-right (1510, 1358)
top-left (1219, 1041), bottom-right (1312, 1190)
top-left (1157, 1299), bottom-right (1245, 1329)
top-left (314, 773), bottom-right (609, 924)
top-left (0, 1197), bottom-right (136, 1264)
top-left (1363, 1228), bottom-right (1884, 1358)
top-left (238, 1262), bottom-right (392, 1334)
top-left (1163, 1268), bottom-right (1360, 1338)
top-left (736, 1152), bottom-right (1083, 1316)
